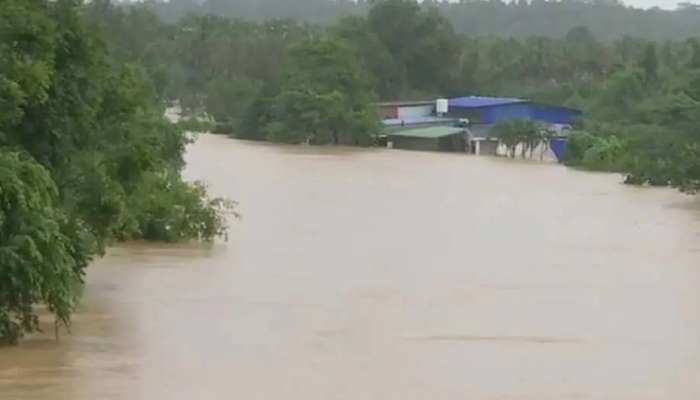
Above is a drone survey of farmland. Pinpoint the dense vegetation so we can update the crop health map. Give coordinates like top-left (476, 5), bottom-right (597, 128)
top-left (259, 37), bottom-right (380, 145)
top-left (0, 0), bottom-right (231, 344)
top-left (90, 0), bottom-right (700, 192)
top-left (149, 0), bottom-right (700, 42)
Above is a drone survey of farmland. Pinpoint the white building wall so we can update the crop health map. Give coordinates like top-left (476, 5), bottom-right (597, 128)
top-left (397, 105), bottom-right (433, 119)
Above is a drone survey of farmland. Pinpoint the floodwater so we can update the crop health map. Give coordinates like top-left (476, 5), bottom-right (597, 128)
top-left (2, 134), bottom-right (700, 400)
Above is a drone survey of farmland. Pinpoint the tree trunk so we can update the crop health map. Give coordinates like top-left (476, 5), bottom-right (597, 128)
top-left (540, 140), bottom-right (547, 161)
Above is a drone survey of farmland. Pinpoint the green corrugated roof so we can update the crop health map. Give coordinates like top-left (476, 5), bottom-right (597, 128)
top-left (388, 126), bottom-right (464, 139)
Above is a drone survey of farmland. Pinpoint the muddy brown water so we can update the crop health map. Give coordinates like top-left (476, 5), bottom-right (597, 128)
top-left (3, 134), bottom-right (700, 400)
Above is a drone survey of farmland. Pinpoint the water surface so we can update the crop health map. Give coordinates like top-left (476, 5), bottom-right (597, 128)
top-left (2, 135), bottom-right (700, 399)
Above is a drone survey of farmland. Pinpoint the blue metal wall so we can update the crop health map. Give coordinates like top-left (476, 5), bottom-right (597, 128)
top-left (481, 103), bottom-right (532, 124)
top-left (530, 104), bottom-right (580, 124)
top-left (452, 103), bottom-right (580, 125)
top-left (550, 138), bottom-right (569, 163)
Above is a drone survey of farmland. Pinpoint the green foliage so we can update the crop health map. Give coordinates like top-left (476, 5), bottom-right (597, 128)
top-left (581, 135), bottom-right (626, 171)
top-left (620, 124), bottom-right (688, 188)
top-left (211, 123), bottom-right (235, 135)
top-left (592, 69), bottom-right (646, 121)
top-left (148, 0), bottom-right (700, 43)
top-left (0, 151), bottom-right (93, 344)
top-left (263, 36), bottom-right (380, 145)
top-left (1, 0), bottom-right (232, 344)
top-left (565, 131), bottom-right (598, 166)
top-left (71, 0), bottom-right (700, 200)
top-left (121, 172), bottom-right (236, 242)
top-left (362, 1), bottom-right (464, 99)
top-left (565, 52), bottom-right (700, 192)
top-left (177, 118), bottom-right (216, 133)
top-left (640, 43), bottom-right (659, 83)
top-left (204, 77), bottom-right (261, 132)
top-left (492, 119), bottom-right (545, 159)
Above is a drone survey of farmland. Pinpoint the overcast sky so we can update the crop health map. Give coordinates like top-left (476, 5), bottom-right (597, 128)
top-left (624, 0), bottom-right (682, 9)
top-left (126, 0), bottom-right (691, 12)
top-left (429, 0), bottom-right (686, 11)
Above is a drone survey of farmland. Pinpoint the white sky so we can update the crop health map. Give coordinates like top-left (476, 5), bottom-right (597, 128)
top-left (624, 0), bottom-right (682, 9)
top-left (436, 0), bottom-right (687, 11)
top-left (124, 0), bottom-right (692, 12)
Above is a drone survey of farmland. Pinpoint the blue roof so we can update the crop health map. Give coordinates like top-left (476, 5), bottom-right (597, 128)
top-left (449, 96), bottom-right (526, 108)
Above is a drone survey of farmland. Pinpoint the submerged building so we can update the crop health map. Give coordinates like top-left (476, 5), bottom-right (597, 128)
top-left (380, 96), bottom-right (581, 154)
top-left (379, 100), bottom-right (456, 134)
top-left (447, 96), bottom-right (580, 156)
top-left (446, 96), bottom-right (580, 125)
top-left (387, 126), bottom-right (466, 152)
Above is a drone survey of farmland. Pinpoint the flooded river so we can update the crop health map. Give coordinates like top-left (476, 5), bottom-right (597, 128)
top-left (2, 134), bottom-right (700, 399)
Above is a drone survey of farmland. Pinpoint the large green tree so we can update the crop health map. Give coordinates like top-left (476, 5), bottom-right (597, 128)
top-left (0, 152), bottom-right (92, 344)
top-left (264, 36), bottom-right (379, 145)
top-left (1, 0), bottom-right (230, 344)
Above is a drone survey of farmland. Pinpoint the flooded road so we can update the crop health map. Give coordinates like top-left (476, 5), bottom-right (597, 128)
top-left (3, 134), bottom-right (700, 399)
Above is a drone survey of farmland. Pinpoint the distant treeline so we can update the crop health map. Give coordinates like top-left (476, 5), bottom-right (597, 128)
top-left (91, 0), bottom-right (700, 193)
top-left (143, 0), bottom-right (700, 42)
top-left (87, 0), bottom-right (700, 105)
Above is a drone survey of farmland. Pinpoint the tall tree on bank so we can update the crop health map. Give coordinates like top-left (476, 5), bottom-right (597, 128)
top-left (0, 0), bottom-right (230, 344)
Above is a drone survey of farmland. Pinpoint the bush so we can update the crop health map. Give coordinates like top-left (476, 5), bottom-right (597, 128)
top-left (0, 151), bottom-right (94, 344)
top-left (581, 135), bottom-right (626, 171)
top-left (121, 172), bottom-right (237, 243)
top-left (176, 118), bottom-right (216, 133)
top-left (211, 123), bottom-right (235, 135)
top-left (564, 131), bottom-right (598, 165)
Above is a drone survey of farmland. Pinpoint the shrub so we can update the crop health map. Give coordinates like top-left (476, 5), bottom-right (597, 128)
top-left (177, 118), bottom-right (216, 133)
top-left (121, 172), bottom-right (238, 243)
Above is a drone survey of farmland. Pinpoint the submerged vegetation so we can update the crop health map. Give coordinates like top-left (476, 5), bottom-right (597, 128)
top-left (492, 120), bottom-right (550, 159)
top-left (0, 0), bottom-right (232, 344)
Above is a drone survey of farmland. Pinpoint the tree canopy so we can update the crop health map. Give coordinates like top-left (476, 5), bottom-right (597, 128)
top-left (0, 0), bottom-right (231, 344)
top-left (82, 0), bottom-right (700, 195)
top-left (263, 37), bottom-right (380, 145)
top-left (146, 0), bottom-right (700, 42)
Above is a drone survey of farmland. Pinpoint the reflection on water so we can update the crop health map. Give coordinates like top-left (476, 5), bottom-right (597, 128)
top-left (2, 135), bottom-right (700, 400)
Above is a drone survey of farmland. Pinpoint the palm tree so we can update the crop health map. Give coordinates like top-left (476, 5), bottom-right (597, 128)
top-left (493, 119), bottom-right (544, 159)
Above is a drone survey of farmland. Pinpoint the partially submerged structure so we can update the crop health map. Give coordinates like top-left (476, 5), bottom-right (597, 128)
top-left (379, 101), bottom-right (435, 120)
top-left (379, 100), bottom-right (456, 134)
top-left (379, 96), bottom-right (581, 155)
top-left (447, 96), bottom-right (580, 126)
top-left (387, 126), bottom-right (466, 152)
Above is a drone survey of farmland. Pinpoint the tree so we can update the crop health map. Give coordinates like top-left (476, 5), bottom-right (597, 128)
top-left (640, 43), bottom-right (658, 83)
top-left (1, 0), bottom-right (231, 344)
top-left (204, 77), bottom-right (261, 131)
top-left (0, 151), bottom-right (93, 344)
top-left (593, 68), bottom-right (645, 120)
top-left (492, 119), bottom-right (543, 159)
top-left (142, 0), bottom-right (700, 42)
top-left (363, 0), bottom-right (463, 98)
top-left (332, 16), bottom-right (397, 99)
top-left (265, 36), bottom-right (380, 145)
top-left (688, 38), bottom-right (700, 69)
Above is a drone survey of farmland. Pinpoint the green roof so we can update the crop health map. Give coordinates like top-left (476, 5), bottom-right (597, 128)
top-left (388, 126), bottom-right (464, 139)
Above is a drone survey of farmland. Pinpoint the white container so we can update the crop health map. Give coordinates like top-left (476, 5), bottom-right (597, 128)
top-left (436, 98), bottom-right (449, 115)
